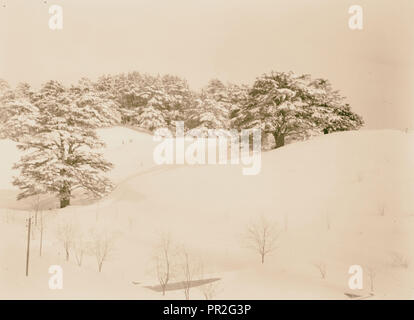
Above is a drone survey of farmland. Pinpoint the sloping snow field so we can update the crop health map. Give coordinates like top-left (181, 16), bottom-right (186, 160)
top-left (0, 127), bottom-right (413, 299)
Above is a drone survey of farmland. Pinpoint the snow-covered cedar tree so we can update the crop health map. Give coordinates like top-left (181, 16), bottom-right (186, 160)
top-left (160, 74), bottom-right (194, 127)
top-left (69, 79), bottom-right (122, 127)
top-left (116, 77), bottom-right (169, 132)
top-left (227, 83), bottom-right (250, 129)
top-left (319, 103), bottom-right (364, 134)
top-left (306, 78), bottom-right (364, 134)
top-left (186, 79), bottom-right (233, 132)
top-left (0, 79), bottom-right (10, 94)
top-left (187, 95), bottom-right (230, 133)
top-left (235, 71), bottom-right (363, 148)
top-left (1, 99), bottom-right (39, 140)
top-left (14, 82), bottom-right (33, 99)
top-left (134, 104), bottom-right (167, 131)
top-left (94, 72), bottom-right (193, 132)
top-left (0, 80), bottom-right (12, 138)
top-left (0, 81), bottom-right (32, 139)
top-left (12, 81), bottom-right (114, 208)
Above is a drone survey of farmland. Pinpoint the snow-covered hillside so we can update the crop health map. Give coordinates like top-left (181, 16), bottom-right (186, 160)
top-left (0, 127), bottom-right (413, 299)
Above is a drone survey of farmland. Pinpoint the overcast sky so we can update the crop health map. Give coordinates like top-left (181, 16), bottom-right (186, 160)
top-left (1, 0), bottom-right (413, 129)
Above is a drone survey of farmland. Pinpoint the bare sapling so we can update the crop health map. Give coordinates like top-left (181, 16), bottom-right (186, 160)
top-left (244, 216), bottom-right (279, 264)
top-left (179, 248), bottom-right (201, 300)
top-left (154, 234), bottom-right (175, 296)
top-left (199, 281), bottom-right (220, 300)
top-left (91, 230), bottom-right (115, 272)
top-left (390, 251), bottom-right (409, 269)
top-left (39, 210), bottom-right (44, 257)
top-left (326, 212), bottom-right (331, 231)
top-left (378, 203), bottom-right (386, 216)
top-left (366, 266), bottom-right (375, 293)
top-left (58, 223), bottom-right (75, 262)
top-left (73, 235), bottom-right (86, 267)
top-left (4, 209), bottom-right (11, 223)
top-left (33, 194), bottom-right (40, 227)
top-left (198, 264), bottom-right (221, 300)
top-left (314, 262), bottom-right (327, 279)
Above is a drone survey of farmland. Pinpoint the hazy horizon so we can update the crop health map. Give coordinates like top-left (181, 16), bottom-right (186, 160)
top-left (1, 0), bottom-right (413, 130)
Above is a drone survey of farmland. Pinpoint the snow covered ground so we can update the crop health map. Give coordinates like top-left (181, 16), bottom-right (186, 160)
top-left (0, 127), bottom-right (413, 299)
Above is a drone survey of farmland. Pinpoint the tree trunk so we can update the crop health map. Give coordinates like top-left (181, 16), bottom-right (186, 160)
top-left (273, 133), bottom-right (285, 148)
top-left (60, 197), bottom-right (70, 208)
top-left (59, 184), bottom-right (71, 208)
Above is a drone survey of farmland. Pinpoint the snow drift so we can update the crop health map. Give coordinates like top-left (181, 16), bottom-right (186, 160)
top-left (0, 127), bottom-right (413, 299)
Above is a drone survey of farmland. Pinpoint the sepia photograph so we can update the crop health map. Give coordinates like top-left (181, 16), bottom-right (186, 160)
top-left (0, 0), bottom-right (413, 307)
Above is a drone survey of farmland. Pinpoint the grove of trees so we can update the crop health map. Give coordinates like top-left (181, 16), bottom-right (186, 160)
top-left (0, 70), bottom-right (364, 207)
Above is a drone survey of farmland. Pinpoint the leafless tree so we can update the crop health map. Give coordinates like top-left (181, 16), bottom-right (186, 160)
top-left (95, 202), bottom-right (100, 222)
top-left (73, 236), bottom-right (86, 267)
top-left (128, 216), bottom-right (134, 232)
top-left (4, 209), bottom-right (17, 224)
top-left (199, 280), bottom-right (220, 300)
top-left (244, 216), bottom-right (279, 264)
top-left (91, 230), bottom-right (115, 272)
top-left (390, 251), bottom-right (409, 269)
top-left (197, 262), bottom-right (220, 300)
top-left (28, 197), bottom-right (41, 240)
top-left (3, 209), bottom-right (10, 224)
top-left (314, 262), bottom-right (327, 279)
top-left (326, 212), bottom-right (331, 231)
top-left (57, 223), bottom-right (75, 261)
top-left (366, 266), bottom-right (376, 293)
top-left (32, 194), bottom-right (41, 227)
top-left (179, 249), bottom-right (201, 300)
top-left (378, 203), bottom-right (386, 216)
top-left (39, 210), bottom-right (44, 257)
top-left (154, 234), bottom-right (175, 296)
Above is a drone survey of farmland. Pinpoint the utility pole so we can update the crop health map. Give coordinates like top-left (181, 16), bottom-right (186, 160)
top-left (26, 217), bottom-right (31, 277)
